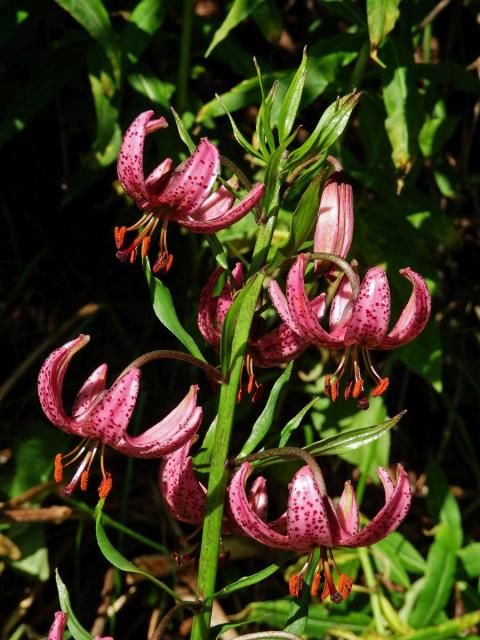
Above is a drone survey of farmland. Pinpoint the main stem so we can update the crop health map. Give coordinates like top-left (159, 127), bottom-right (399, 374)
top-left (191, 275), bottom-right (265, 639)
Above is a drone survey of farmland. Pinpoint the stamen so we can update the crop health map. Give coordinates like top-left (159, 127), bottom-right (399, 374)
top-left (80, 469), bottom-right (89, 492)
top-left (98, 472), bottom-right (112, 498)
top-left (338, 573), bottom-right (353, 599)
top-left (331, 378), bottom-right (339, 402)
top-left (352, 378), bottom-right (364, 399)
top-left (371, 377), bottom-right (390, 397)
top-left (114, 226), bottom-right (126, 249)
top-left (116, 217), bottom-right (157, 263)
top-left (311, 571), bottom-right (322, 596)
top-left (324, 375), bottom-right (332, 398)
top-left (61, 449), bottom-right (93, 497)
top-left (54, 454), bottom-right (63, 483)
top-left (344, 379), bottom-right (353, 399)
top-left (289, 573), bottom-right (304, 598)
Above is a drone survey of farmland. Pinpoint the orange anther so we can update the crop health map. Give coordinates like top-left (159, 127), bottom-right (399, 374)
top-left (311, 571), bottom-right (321, 596)
top-left (98, 472), bottom-right (112, 499)
top-left (321, 579), bottom-right (330, 600)
top-left (338, 573), bottom-right (353, 600)
top-left (236, 387), bottom-right (243, 403)
top-left (324, 375), bottom-right (331, 398)
top-left (141, 235), bottom-right (151, 258)
top-left (371, 377), bottom-right (390, 397)
top-left (165, 254), bottom-right (174, 273)
top-left (114, 226), bottom-right (126, 249)
top-left (289, 573), bottom-right (303, 598)
top-left (247, 374), bottom-right (254, 395)
top-left (54, 454), bottom-right (63, 483)
top-left (129, 247), bottom-right (137, 264)
top-left (80, 470), bottom-right (89, 492)
top-left (331, 378), bottom-right (339, 402)
top-left (352, 378), bottom-right (364, 399)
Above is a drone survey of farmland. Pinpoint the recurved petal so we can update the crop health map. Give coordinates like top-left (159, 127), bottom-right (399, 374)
top-left (113, 385), bottom-right (203, 458)
top-left (339, 464), bottom-right (412, 547)
top-left (178, 183), bottom-right (265, 233)
top-left (145, 157), bottom-right (174, 196)
top-left (336, 481), bottom-right (359, 537)
top-left (117, 111), bottom-right (167, 206)
top-left (88, 368), bottom-right (140, 446)
top-left (38, 334), bottom-right (91, 436)
top-left (48, 612), bottom-right (68, 640)
top-left (286, 466), bottom-right (335, 550)
top-left (228, 463), bottom-right (291, 549)
top-left (216, 262), bottom-right (244, 327)
top-left (329, 273), bottom-right (353, 335)
top-left (156, 138), bottom-right (219, 215)
top-left (187, 182), bottom-right (237, 221)
top-left (198, 266), bottom-right (224, 347)
top-left (344, 267), bottom-right (391, 348)
top-left (72, 364), bottom-right (108, 419)
top-left (159, 439), bottom-right (206, 524)
top-left (287, 256), bottom-right (341, 348)
top-left (381, 268), bottom-right (431, 349)
top-left (254, 322), bottom-right (310, 366)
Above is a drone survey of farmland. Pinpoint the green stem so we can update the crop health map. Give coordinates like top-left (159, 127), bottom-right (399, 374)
top-left (191, 274), bottom-right (265, 639)
top-left (177, 0), bottom-right (194, 112)
top-left (358, 547), bottom-right (385, 635)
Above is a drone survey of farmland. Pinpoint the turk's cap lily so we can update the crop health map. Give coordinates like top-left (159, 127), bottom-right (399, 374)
top-left (48, 612), bottom-right (112, 640)
top-left (115, 111), bottom-right (264, 270)
top-left (38, 335), bottom-right (203, 497)
top-left (198, 262), bottom-right (245, 350)
top-left (228, 461), bottom-right (412, 552)
top-left (159, 437), bottom-right (268, 532)
top-left (314, 162), bottom-right (354, 276)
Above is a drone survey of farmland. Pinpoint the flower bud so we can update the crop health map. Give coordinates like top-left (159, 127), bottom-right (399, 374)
top-left (314, 163), bottom-right (354, 276)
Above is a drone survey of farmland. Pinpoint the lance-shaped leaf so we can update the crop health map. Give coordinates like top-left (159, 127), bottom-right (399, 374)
top-left (122, 0), bottom-right (166, 63)
top-left (304, 411), bottom-right (405, 456)
top-left (205, 0), bottom-right (266, 57)
top-left (143, 257), bottom-right (205, 361)
top-left (367, 0), bottom-right (401, 65)
top-left (278, 47), bottom-right (307, 143)
top-left (278, 397), bottom-right (318, 448)
top-left (240, 362), bottom-right (293, 456)
top-left (289, 92), bottom-right (361, 165)
top-left (55, 571), bottom-right (92, 640)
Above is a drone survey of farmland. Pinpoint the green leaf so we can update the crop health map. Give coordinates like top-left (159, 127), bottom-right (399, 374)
top-left (400, 610), bottom-right (480, 640)
top-left (128, 69), bottom-right (175, 109)
top-left (252, 0), bottom-right (283, 44)
top-left (240, 362), bottom-right (293, 456)
top-left (419, 105), bottom-right (459, 157)
top-left (143, 257), bottom-right (205, 361)
top-left (205, 235), bottom-right (235, 286)
top-left (209, 552), bottom-right (292, 601)
top-left (289, 92), bottom-right (361, 165)
top-left (214, 93), bottom-right (263, 159)
top-left (123, 0), bottom-right (166, 62)
top-left (10, 525), bottom-right (49, 581)
top-left (284, 547), bottom-right (321, 634)
top-left (382, 39), bottom-right (424, 176)
top-left (426, 460), bottom-right (462, 545)
top-left (278, 48), bottom-right (307, 142)
top-left (55, 570), bottom-right (92, 640)
top-left (376, 531), bottom-right (426, 574)
top-left (458, 543), bottom-right (480, 579)
top-left (205, 0), bottom-right (266, 57)
top-left (95, 499), bottom-right (179, 600)
top-left (270, 171), bottom-right (326, 268)
top-left (278, 397), bottom-right (318, 447)
top-left (304, 411), bottom-right (404, 456)
top-left (170, 107), bottom-right (196, 153)
top-left (367, 0), bottom-right (401, 64)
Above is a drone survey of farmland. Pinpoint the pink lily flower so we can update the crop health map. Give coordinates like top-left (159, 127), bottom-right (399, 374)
top-left (48, 612), bottom-right (112, 640)
top-left (159, 437), bottom-right (270, 535)
top-left (314, 158), bottom-right (354, 276)
top-left (38, 334), bottom-right (203, 498)
top-left (228, 461), bottom-right (411, 603)
top-left (268, 254), bottom-right (431, 408)
top-left (116, 110), bottom-right (265, 272)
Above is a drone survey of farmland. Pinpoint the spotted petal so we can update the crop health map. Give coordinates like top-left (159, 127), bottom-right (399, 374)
top-left (338, 464), bottom-right (411, 547)
top-left (178, 183), bottom-right (265, 233)
top-left (113, 385), bottom-right (203, 458)
top-left (88, 368), bottom-right (140, 446)
top-left (286, 466), bottom-right (337, 550)
top-left (156, 138), bottom-right (219, 215)
top-left (159, 439), bottom-right (206, 524)
top-left (344, 267), bottom-right (391, 348)
top-left (381, 268), bottom-right (431, 349)
top-left (117, 110), bottom-right (167, 208)
top-left (71, 364), bottom-right (108, 419)
top-left (336, 481), bottom-right (359, 537)
top-left (254, 323), bottom-right (310, 366)
top-left (48, 612), bottom-right (68, 640)
top-left (228, 463), bottom-right (291, 549)
top-left (38, 334), bottom-right (92, 436)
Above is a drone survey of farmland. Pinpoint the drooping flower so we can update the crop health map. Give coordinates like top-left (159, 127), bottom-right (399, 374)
top-left (228, 461), bottom-right (411, 602)
top-left (48, 612), bottom-right (113, 640)
top-left (38, 335), bottom-right (203, 498)
top-left (268, 254), bottom-right (431, 409)
top-left (197, 261), bottom-right (321, 396)
top-left (159, 436), bottom-right (269, 534)
top-left (314, 159), bottom-right (354, 276)
top-left (116, 110), bottom-right (265, 272)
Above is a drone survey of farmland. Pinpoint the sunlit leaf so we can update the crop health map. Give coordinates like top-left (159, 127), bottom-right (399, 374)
top-left (367, 0), bottom-right (401, 65)
top-left (56, 570), bottom-right (92, 640)
top-left (205, 0), bottom-right (266, 57)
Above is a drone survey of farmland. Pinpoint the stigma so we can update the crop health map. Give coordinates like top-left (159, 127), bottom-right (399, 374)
top-left (115, 213), bottom-right (173, 273)
top-left (324, 346), bottom-right (389, 410)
